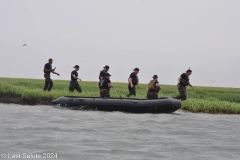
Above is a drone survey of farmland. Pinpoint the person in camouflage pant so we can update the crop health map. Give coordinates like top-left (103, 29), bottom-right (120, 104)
top-left (100, 89), bottom-right (111, 98)
top-left (147, 75), bottom-right (161, 99)
top-left (99, 65), bottom-right (110, 89)
top-left (175, 84), bottom-right (187, 100)
top-left (173, 69), bottom-right (194, 100)
top-left (99, 73), bottom-right (113, 98)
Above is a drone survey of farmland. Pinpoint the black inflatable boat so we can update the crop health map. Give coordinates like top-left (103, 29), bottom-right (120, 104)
top-left (52, 96), bottom-right (181, 113)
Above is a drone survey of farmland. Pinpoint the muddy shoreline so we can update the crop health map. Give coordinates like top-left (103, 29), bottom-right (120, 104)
top-left (0, 92), bottom-right (53, 105)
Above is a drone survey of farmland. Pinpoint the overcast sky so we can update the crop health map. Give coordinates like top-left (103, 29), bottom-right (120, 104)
top-left (0, 0), bottom-right (239, 88)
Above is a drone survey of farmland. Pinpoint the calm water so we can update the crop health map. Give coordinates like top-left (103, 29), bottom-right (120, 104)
top-left (0, 103), bottom-right (240, 160)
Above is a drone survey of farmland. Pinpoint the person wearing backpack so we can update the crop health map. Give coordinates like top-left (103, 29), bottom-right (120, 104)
top-left (147, 75), bottom-right (161, 99)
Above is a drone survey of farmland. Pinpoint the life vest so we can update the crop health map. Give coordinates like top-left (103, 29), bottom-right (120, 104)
top-left (132, 73), bottom-right (139, 85)
top-left (99, 70), bottom-right (107, 80)
top-left (148, 79), bottom-right (161, 92)
top-left (99, 70), bottom-right (107, 87)
top-left (180, 73), bottom-right (190, 86)
top-left (100, 78), bottom-right (111, 90)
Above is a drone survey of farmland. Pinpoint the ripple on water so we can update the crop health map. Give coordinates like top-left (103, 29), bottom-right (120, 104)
top-left (1, 104), bottom-right (240, 160)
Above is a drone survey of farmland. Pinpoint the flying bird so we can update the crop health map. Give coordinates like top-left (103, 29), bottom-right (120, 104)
top-left (210, 80), bottom-right (216, 83)
top-left (23, 44), bottom-right (27, 46)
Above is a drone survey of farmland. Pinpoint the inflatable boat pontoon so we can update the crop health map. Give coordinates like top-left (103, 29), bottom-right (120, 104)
top-left (52, 96), bottom-right (181, 113)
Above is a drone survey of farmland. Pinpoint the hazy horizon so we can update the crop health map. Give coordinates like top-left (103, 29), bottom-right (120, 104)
top-left (0, 0), bottom-right (239, 88)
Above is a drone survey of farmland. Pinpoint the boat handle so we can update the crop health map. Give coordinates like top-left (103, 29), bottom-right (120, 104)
top-left (77, 99), bottom-right (84, 101)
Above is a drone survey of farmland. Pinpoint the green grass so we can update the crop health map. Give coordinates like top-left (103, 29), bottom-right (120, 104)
top-left (0, 77), bottom-right (240, 114)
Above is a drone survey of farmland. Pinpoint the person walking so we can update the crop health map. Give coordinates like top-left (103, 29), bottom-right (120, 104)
top-left (127, 68), bottom-right (139, 97)
top-left (99, 73), bottom-right (113, 98)
top-left (173, 69), bottom-right (194, 100)
top-left (147, 75), bottom-right (161, 99)
top-left (43, 58), bottom-right (60, 91)
top-left (99, 65), bottom-right (109, 88)
top-left (69, 65), bottom-right (82, 93)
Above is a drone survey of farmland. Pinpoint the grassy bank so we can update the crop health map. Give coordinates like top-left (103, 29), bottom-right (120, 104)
top-left (0, 77), bottom-right (240, 114)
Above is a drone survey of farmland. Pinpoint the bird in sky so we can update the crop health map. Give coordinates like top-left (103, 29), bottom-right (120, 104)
top-left (23, 44), bottom-right (27, 46)
top-left (210, 80), bottom-right (216, 83)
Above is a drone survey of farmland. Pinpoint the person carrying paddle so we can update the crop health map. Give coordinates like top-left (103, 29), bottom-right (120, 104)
top-left (147, 75), bottom-right (161, 99)
top-left (43, 58), bottom-right (60, 91)
top-left (69, 65), bottom-right (82, 93)
top-left (127, 68), bottom-right (139, 97)
top-left (100, 73), bottom-right (113, 98)
top-left (173, 69), bottom-right (194, 100)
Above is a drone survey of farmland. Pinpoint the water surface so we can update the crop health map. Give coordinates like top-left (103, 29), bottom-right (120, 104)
top-left (0, 104), bottom-right (239, 160)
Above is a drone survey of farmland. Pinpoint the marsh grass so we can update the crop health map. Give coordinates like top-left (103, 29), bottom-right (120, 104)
top-left (0, 77), bottom-right (240, 114)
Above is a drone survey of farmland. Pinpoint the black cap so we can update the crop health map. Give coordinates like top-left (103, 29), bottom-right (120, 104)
top-left (133, 68), bottom-right (139, 71)
top-left (103, 65), bottom-right (109, 69)
top-left (153, 75), bottom-right (158, 78)
top-left (186, 67), bottom-right (192, 73)
top-left (73, 65), bottom-right (79, 68)
top-left (104, 73), bottom-right (111, 76)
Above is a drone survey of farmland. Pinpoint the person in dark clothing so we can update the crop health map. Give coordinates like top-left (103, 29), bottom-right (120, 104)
top-left (99, 73), bottom-right (113, 98)
top-left (43, 58), bottom-right (60, 91)
top-left (69, 65), bottom-right (82, 93)
top-left (99, 65), bottom-right (109, 88)
top-left (173, 69), bottom-right (194, 100)
top-left (127, 68), bottom-right (139, 97)
top-left (147, 75), bottom-right (161, 99)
